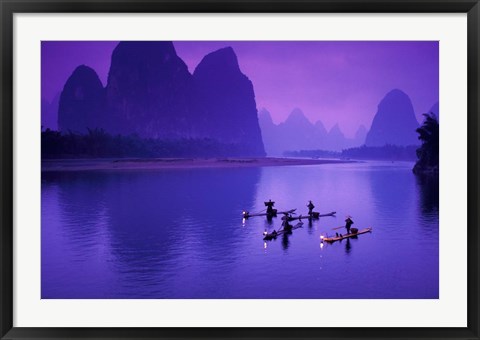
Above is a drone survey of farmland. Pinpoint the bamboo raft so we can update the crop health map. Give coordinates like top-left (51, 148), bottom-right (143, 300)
top-left (243, 208), bottom-right (296, 219)
top-left (321, 227), bottom-right (373, 243)
top-left (283, 211), bottom-right (336, 221)
top-left (263, 222), bottom-right (304, 240)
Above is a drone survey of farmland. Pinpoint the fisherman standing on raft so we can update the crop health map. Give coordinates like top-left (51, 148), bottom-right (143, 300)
top-left (307, 200), bottom-right (315, 216)
top-left (345, 216), bottom-right (354, 234)
top-left (265, 199), bottom-right (275, 216)
top-left (282, 212), bottom-right (294, 230)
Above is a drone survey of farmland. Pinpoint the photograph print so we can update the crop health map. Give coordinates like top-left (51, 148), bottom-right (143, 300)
top-left (41, 41), bottom-right (439, 299)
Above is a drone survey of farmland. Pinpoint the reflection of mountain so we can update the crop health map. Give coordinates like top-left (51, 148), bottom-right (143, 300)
top-left (258, 108), bottom-right (366, 155)
top-left (367, 165), bottom-right (417, 231)
top-left (57, 41), bottom-right (265, 157)
top-left (41, 167), bottom-right (260, 298)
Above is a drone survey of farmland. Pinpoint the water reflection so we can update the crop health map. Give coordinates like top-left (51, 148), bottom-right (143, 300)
top-left (415, 173), bottom-right (439, 214)
top-left (367, 163), bottom-right (416, 222)
top-left (306, 219), bottom-right (315, 235)
top-left (42, 167), bottom-right (261, 298)
top-left (282, 232), bottom-right (290, 250)
top-left (42, 162), bottom-right (439, 299)
top-left (345, 238), bottom-right (352, 254)
top-left (263, 218), bottom-right (274, 228)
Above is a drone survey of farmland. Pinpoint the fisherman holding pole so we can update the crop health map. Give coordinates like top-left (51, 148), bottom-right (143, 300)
top-left (345, 216), bottom-right (354, 234)
top-left (307, 200), bottom-right (315, 216)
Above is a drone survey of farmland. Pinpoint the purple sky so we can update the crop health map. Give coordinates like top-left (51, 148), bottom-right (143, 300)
top-left (41, 41), bottom-right (438, 137)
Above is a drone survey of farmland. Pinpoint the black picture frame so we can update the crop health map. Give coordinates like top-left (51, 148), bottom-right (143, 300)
top-left (1, 0), bottom-right (479, 339)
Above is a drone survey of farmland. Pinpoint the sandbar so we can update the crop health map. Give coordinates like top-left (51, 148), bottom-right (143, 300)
top-left (41, 157), bottom-right (355, 172)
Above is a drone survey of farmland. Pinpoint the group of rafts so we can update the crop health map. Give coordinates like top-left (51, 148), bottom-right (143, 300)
top-left (242, 200), bottom-right (372, 243)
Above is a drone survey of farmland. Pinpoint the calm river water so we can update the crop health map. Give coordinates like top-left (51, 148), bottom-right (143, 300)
top-left (41, 161), bottom-right (439, 299)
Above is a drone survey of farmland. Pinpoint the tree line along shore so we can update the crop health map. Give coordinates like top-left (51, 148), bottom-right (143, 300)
top-left (41, 113), bottom-right (438, 174)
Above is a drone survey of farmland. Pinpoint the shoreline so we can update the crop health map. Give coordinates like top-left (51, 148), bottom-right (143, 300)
top-left (41, 157), bottom-right (356, 172)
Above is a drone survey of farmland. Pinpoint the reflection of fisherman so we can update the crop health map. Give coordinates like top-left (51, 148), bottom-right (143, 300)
top-left (307, 200), bottom-right (315, 215)
top-left (345, 216), bottom-right (354, 234)
top-left (265, 199), bottom-right (275, 216)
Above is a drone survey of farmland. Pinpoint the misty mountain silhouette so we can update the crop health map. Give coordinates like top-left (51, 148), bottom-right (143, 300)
top-left (104, 41), bottom-right (193, 138)
top-left (57, 41), bottom-right (265, 157)
top-left (58, 65), bottom-right (104, 133)
top-left (365, 89), bottom-right (420, 147)
top-left (192, 47), bottom-right (265, 156)
top-left (258, 108), bottom-right (366, 155)
top-left (355, 125), bottom-right (368, 143)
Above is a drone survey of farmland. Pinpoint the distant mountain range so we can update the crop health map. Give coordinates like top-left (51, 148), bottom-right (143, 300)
top-left (258, 108), bottom-right (367, 155)
top-left (259, 89), bottom-right (436, 156)
top-left (47, 42), bottom-right (437, 158)
top-left (56, 41), bottom-right (265, 157)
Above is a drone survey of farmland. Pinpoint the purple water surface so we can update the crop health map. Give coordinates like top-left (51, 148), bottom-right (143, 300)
top-left (41, 161), bottom-right (438, 298)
